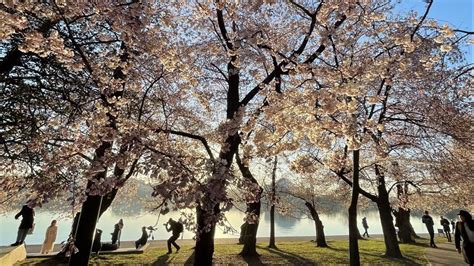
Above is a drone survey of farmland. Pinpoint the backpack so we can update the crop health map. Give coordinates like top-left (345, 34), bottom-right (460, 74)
top-left (176, 222), bottom-right (184, 233)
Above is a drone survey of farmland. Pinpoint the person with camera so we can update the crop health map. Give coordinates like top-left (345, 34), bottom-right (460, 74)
top-left (165, 218), bottom-right (183, 254)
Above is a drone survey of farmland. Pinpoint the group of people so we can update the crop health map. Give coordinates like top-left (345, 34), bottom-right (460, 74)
top-left (10, 202), bottom-right (184, 255)
top-left (422, 210), bottom-right (474, 264)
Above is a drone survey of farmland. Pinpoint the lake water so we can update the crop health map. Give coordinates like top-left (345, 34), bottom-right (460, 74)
top-left (0, 208), bottom-right (433, 246)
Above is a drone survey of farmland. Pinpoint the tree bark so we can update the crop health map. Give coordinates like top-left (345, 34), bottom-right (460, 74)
top-left (375, 166), bottom-right (403, 258)
top-left (305, 202), bottom-right (327, 247)
top-left (268, 156), bottom-right (277, 249)
top-left (394, 208), bottom-right (417, 243)
top-left (236, 151), bottom-right (262, 256)
top-left (349, 150), bottom-right (360, 266)
top-left (194, 205), bottom-right (217, 266)
top-left (240, 200), bottom-right (261, 256)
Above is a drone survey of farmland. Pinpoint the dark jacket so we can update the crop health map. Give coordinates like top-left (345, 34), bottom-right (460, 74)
top-left (15, 205), bottom-right (34, 229)
top-left (362, 219), bottom-right (368, 229)
top-left (455, 221), bottom-right (474, 264)
top-left (168, 220), bottom-right (183, 236)
top-left (455, 221), bottom-right (474, 249)
top-left (137, 229), bottom-right (148, 244)
top-left (422, 215), bottom-right (434, 228)
top-left (440, 218), bottom-right (450, 231)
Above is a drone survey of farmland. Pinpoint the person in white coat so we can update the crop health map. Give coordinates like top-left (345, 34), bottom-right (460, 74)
top-left (41, 220), bottom-right (58, 254)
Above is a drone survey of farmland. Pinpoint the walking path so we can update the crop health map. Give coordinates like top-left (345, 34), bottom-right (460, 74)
top-left (425, 242), bottom-right (466, 265)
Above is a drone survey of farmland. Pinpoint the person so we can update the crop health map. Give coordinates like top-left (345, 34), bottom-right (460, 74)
top-left (41, 220), bottom-right (58, 254)
top-left (440, 216), bottom-right (452, 242)
top-left (135, 226), bottom-right (148, 249)
top-left (451, 220), bottom-right (456, 232)
top-left (11, 200), bottom-right (35, 246)
top-left (422, 210), bottom-right (437, 248)
top-left (111, 219), bottom-right (123, 246)
top-left (455, 210), bottom-right (474, 265)
top-left (362, 217), bottom-right (369, 238)
top-left (165, 218), bottom-right (183, 254)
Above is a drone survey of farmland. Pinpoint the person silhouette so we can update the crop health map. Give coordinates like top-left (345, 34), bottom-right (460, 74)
top-left (422, 211), bottom-right (437, 248)
top-left (455, 210), bottom-right (474, 265)
top-left (11, 200), bottom-right (36, 246)
top-left (362, 217), bottom-right (369, 238)
top-left (135, 226), bottom-right (148, 249)
top-left (440, 216), bottom-right (452, 242)
top-left (165, 218), bottom-right (183, 254)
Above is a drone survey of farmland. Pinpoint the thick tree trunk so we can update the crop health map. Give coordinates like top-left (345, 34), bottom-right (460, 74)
top-left (376, 186), bottom-right (403, 258)
top-left (70, 189), bottom-right (117, 265)
top-left (305, 202), bottom-right (327, 247)
top-left (349, 150), bottom-right (360, 266)
top-left (394, 208), bottom-right (417, 243)
top-left (236, 149), bottom-right (262, 256)
top-left (240, 200), bottom-right (261, 256)
top-left (194, 205), bottom-right (217, 266)
top-left (268, 156), bottom-right (277, 249)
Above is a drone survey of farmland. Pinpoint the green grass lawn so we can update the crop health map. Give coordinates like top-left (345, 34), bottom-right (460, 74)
top-left (19, 238), bottom-right (443, 265)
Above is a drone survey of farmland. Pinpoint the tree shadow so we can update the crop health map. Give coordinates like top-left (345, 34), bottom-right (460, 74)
top-left (152, 253), bottom-right (170, 266)
top-left (260, 246), bottom-right (313, 265)
top-left (183, 250), bottom-right (195, 265)
top-left (241, 255), bottom-right (264, 266)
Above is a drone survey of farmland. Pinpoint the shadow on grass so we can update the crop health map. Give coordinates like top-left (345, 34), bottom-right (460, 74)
top-left (241, 254), bottom-right (264, 266)
top-left (152, 253), bottom-right (170, 265)
top-left (260, 246), bottom-right (313, 265)
top-left (184, 250), bottom-right (195, 265)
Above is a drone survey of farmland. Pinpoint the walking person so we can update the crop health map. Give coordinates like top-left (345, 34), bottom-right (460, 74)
top-left (440, 216), bottom-right (452, 242)
top-left (11, 200), bottom-right (36, 246)
top-left (41, 220), bottom-right (58, 254)
top-left (165, 218), bottom-right (183, 254)
top-left (455, 210), bottom-right (474, 265)
top-left (362, 217), bottom-right (370, 238)
top-left (452, 220), bottom-right (456, 232)
top-left (422, 210), bottom-right (437, 248)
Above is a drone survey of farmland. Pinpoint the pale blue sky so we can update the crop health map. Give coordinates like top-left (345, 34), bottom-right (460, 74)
top-left (397, 0), bottom-right (473, 62)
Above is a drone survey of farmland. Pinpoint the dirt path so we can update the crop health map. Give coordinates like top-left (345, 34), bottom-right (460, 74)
top-left (425, 242), bottom-right (466, 265)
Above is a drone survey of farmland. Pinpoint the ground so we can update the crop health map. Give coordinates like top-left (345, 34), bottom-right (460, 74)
top-left (16, 236), bottom-right (452, 265)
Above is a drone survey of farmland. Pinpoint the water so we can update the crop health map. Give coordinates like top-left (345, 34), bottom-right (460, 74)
top-left (0, 208), bottom-right (432, 246)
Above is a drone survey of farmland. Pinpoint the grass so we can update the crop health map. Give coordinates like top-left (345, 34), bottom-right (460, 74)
top-left (18, 237), bottom-right (445, 265)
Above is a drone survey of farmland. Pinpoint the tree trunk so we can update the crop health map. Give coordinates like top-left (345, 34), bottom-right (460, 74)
top-left (394, 208), bottom-right (417, 243)
top-left (70, 188), bottom-right (117, 265)
top-left (305, 202), bottom-right (327, 247)
top-left (376, 183), bottom-right (403, 258)
top-left (236, 149), bottom-right (262, 256)
top-left (349, 150), bottom-right (360, 266)
top-left (194, 205), bottom-right (217, 266)
top-left (268, 156), bottom-right (277, 249)
top-left (240, 200), bottom-right (261, 256)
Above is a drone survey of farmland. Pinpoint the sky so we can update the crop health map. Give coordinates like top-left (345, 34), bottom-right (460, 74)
top-left (396, 0), bottom-right (473, 62)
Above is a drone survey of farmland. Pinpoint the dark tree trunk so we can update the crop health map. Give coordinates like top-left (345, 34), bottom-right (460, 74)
top-left (375, 168), bottom-right (403, 258)
top-left (394, 208), bottom-right (417, 243)
top-left (240, 200), bottom-right (261, 256)
top-left (356, 227), bottom-right (364, 240)
top-left (305, 202), bottom-right (327, 247)
top-left (70, 188), bottom-right (117, 265)
top-left (349, 150), bottom-right (360, 266)
top-left (268, 156), bottom-right (277, 249)
top-left (194, 205), bottom-right (217, 266)
top-left (269, 205), bottom-right (276, 248)
top-left (236, 149), bottom-right (262, 256)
